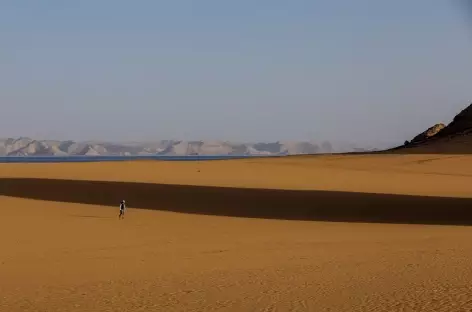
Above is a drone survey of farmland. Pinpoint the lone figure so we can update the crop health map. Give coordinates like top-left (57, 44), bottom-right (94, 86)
top-left (119, 200), bottom-right (126, 219)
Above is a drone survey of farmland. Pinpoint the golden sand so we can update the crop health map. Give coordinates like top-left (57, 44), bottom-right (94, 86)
top-left (1, 154), bottom-right (472, 311)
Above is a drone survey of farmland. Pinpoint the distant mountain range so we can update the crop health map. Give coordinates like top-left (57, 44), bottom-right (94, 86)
top-left (0, 138), bottom-right (379, 156)
top-left (7, 101), bottom-right (472, 157)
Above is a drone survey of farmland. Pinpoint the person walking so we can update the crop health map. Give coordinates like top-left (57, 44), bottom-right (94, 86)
top-left (119, 200), bottom-right (126, 219)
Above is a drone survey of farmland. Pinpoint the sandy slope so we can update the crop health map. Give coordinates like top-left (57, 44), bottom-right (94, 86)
top-left (2, 154), bottom-right (472, 197)
top-left (2, 154), bottom-right (472, 311)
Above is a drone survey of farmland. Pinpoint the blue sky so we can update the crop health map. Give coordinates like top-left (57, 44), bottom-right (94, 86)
top-left (1, 1), bottom-right (472, 145)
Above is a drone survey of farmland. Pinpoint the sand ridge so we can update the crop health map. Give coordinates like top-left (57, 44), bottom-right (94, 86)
top-left (1, 154), bottom-right (472, 197)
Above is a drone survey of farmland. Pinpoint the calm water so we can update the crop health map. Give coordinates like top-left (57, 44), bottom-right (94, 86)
top-left (0, 155), bottom-right (278, 163)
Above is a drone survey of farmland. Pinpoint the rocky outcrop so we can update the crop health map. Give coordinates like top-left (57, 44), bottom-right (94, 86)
top-left (410, 123), bottom-right (446, 144)
top-left (434, 103), bottom-right (472, 137)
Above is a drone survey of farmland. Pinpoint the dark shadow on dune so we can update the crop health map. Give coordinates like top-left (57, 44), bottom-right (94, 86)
top-left (1, 178), bottom-right (472, 226)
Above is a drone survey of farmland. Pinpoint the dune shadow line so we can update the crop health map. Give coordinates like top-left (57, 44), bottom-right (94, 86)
top-left (1, 178), bottom-right (472, 226)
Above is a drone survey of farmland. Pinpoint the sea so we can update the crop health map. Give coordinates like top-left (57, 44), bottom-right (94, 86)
top-left (0, 155), bottom-right (279, 163)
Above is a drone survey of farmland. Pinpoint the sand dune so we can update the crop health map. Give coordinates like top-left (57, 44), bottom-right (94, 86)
top-left (2, 154), bottom-right (472, 311)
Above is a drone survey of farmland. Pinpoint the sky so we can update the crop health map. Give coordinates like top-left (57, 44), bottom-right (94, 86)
top-left (1, 1), bottom-right (472, 146)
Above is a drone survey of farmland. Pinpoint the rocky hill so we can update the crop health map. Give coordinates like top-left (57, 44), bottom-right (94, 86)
top-left (395, 103), bottom-right (472, 153)
top-left (0, 138), bottom-right (372, 157)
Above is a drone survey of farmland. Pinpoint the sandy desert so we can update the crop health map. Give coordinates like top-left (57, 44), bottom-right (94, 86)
top-left (4, 2), bottom-right (472, 310)
top-left (2, 153), bottom-right (472, 311)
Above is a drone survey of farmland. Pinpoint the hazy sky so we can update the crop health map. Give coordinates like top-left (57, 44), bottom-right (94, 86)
top-left (1, 1), bottom-right (472, 146)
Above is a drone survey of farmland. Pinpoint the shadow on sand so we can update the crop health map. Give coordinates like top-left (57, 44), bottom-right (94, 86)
top-left (1, 178), bottom-right (472, 226)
